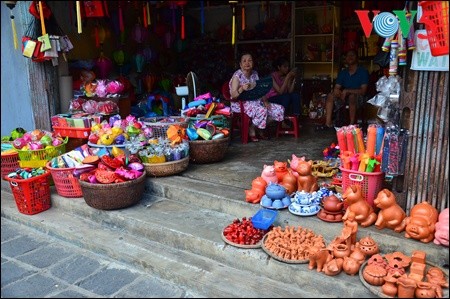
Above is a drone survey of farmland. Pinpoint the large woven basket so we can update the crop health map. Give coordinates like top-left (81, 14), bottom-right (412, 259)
top-left (188, 136), bottom-right (230, 164)
top-left (143, 156), bottom-right (189, 177)
top-left (79, 171), bottom-right (146, 210)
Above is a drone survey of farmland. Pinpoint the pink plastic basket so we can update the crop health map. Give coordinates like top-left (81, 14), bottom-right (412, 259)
top-left (46, 162), bottom-right (83, 198)
top-left (340, 167), bottom-right (385, 207)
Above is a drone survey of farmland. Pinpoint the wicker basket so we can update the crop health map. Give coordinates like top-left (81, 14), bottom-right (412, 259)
top-left (79, 171), bottom-right (146, 210)
top-left (143, 156), bottom-right (189, 177)
top-left (139, 116), bottom-right (189, 139)
top-left (189, 136), bottom-right (230, 164)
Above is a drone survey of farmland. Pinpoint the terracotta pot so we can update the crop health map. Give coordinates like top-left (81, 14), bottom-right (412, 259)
top-left (415, 281), bottom-right (437, 298)
top-left (397, 276), bottom-right (417, 298)
top-left (382, 275), bottom-right (398, 297)
top-left (333, 243), bottom-right (351, 258)
top-left (363, 264), bottom-right (387, 286)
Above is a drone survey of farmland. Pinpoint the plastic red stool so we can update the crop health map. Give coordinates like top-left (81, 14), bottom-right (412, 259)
top-left (276, 116), bottom-right (299, 138)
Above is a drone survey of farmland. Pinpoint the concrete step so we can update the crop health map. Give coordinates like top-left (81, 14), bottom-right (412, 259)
top-left (146, 176), bottom-right (449, 266)
top-left (2, 176), bottom-right (449, 297)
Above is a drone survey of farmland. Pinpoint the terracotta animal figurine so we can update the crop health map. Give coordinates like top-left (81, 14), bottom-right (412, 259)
top-left (280, 169), bottom-right (297, 195)
top-left (295, 160), bottom-right (318, 193)
top-left (404, 201), bottom-right (439, 243)
top-left (342, 185), bottom-right (377, 227)
top-left (245, 189), bottom-right (264, 204)
top-left (273, 160), bottom-right (289, 183)
top-left (261, 164), bottom-right (278, 184)
top-left (288, 154), bottom-right (305, 177)
top-left (373, 189), bottom-right (406, 232)
top-left (434, 208), bottom-right (449, 247)
top-left (308, 245), bottom-right (332, 272)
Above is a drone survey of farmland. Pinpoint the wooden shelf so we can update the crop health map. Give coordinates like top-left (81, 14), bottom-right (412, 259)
top-left (295, 34), bottom-right (333, 38)
top-left (236, 39), bottom-right (291, 44)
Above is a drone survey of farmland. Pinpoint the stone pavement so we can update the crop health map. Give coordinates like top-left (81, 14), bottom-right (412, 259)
top-left (1, 218), bottom-right (200, 298)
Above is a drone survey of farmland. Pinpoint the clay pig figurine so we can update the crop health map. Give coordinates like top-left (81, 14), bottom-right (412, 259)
top-left (404, 201), bottom-right (439, 243)
top-left (288, 154), bottom-right (305, 178)
top-left (261, 164), bottom-right (278, 184)
top-left (433, 208), bottom-right (449, 247)
top-left (273, 160), bottom-right (289, 183)
top-left (342, 185), bottom-right (377, 227)
top-left (374, 189), bottom-right (406, 232)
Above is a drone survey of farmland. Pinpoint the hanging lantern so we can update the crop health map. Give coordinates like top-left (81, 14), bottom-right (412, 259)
top-left (96, 53), bottom-right (113, 79)
top-left (142, 47), bottom-right (153, 63)
top-left (164, 31), bottom-right (174, 49)
top-left (132, 23), bottom-right (147, 44)
top-left (93, 24), bottom-right (107, 48)
top-left (135, 54), bottom-right (145, 73)
top-left (4, 1), bottom-right (18, 50)
top-left (113, 49), bottom-right (125, 66)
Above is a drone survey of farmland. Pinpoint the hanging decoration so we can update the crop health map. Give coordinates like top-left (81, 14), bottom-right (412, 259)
top-left (177, 1), bottom-right (187, 40)
top-left (4, 1), bottom-right (19, 50)
top-left (76, 1), bottom-right (82, 33)
top-left (93, 23), bottom-right (107, 48)
top-left (200, 1), bottom-right (204, 35)
top-left (241, 1), bottom-right (246, 31)
top-left (170, 1), bottom-right (177, 34)
top-left (229, 1), bottom-right (238, 45)
top-left (142, 2), bottom-right (148, 28)
top-left (147, 2), bottom-right (151, 26)
top-left (132, 22), bottom-right (148, 44)
top-left (118, 1), bottom-right (124, 32)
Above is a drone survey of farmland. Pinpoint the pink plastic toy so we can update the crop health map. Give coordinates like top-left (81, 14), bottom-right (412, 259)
top-left (434, 208), bottom-right (449, 247)
top-left (261, 165), bottom-right (278, 184)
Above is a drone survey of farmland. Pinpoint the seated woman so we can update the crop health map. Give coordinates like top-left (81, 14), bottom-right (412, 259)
top-left (266, 57), bottom-right (302, 120)
top-left (229, 52), bottom-right (285, 142)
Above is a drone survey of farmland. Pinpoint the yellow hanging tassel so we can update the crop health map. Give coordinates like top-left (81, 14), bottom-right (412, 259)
top-left (232, 6), bottom-right (235, 45)
top-left (11, 14), bottom-right (18, 50)
top-left (76, 1), bottom-right (82, 34)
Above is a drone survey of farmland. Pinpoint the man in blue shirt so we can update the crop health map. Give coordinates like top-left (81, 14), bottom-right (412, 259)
top-left (324, 49), bottom-right (369, 128)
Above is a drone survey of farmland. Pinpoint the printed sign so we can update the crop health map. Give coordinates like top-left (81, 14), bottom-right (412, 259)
top-left (411, 30), bottom-right (449, 71)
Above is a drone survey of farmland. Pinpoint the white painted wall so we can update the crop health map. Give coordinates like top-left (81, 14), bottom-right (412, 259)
top-left (1, 2), bottom-right (34, 137)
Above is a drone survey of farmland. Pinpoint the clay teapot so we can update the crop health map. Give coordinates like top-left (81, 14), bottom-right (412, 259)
top-left (322, 194), bottom-right (344, 212)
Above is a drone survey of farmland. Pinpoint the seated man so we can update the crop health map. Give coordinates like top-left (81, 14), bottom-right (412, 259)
top-left (323, 49), bottom-right (369, 128)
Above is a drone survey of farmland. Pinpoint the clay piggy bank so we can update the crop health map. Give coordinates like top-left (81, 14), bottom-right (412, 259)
top-left (280, 169), bottom-right (297, 195)
top-left (295, 160), bottom-right (318, 193)
top-left (273, 160), bottom-right (288, 183)
top-left (433, 208), bottom-right (449, 247)
top-left (288, 154), bottom-right (305, 177)
top-left (245, 189), bottom-right (264, 204)
top-left (404, 201), bottom-right (439, 243)
top-left (374, 189), bottom-right (406, 232)
top-left (342, 185), bottom-right (377, 227)
top-left (261, 165), bottom-right (278, 184)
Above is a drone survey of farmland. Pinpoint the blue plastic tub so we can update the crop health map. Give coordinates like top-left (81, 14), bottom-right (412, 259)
top-left (251, 208), bottom-right (278, 230)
